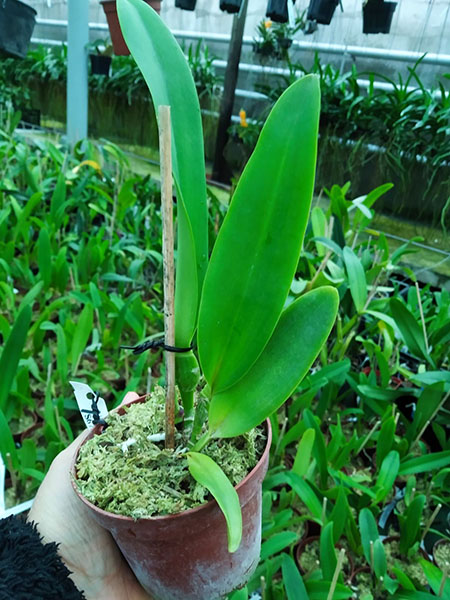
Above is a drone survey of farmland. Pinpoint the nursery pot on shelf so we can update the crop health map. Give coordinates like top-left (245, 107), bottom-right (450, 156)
top-left (219, 0), bottom-right (242, 14)
top-left (362, 0), bottom-right (397, 34)
top-left (175, 0), bottom-right (197, 9)
top-left (307, 0), bottom-right (340, 25)
top-left (100, 0), bottom-right (161, 55)
top-left (71, 397), bottom-right (272, 600)
top-left (89, 53), bottom-right (112, 76)
top-left (266, 0), bottom-right (289, 23)
top-left (0, 0), bottom-right (37, 59)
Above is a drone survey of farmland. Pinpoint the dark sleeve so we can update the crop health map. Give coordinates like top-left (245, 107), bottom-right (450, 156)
top-left (0, 515), bottom-right (85, 600)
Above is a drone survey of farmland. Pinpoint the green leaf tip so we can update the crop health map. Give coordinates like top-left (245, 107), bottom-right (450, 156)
top-left (187, 452), bottom-right (242, 553)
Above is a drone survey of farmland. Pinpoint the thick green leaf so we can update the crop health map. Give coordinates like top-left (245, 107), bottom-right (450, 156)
top-left (420, 559), bottom-right (450, 597)
top-left (283, 472), bottom-right (323, 520)
top-left (198, 75), bottom-right (320, 394)
top-left (376, 416), bottom-right (395, 468)
top-left (71, 303), bottom-right (94, 375)
top-left (390, 298), bottom-right (432, 365)
top-left (305, 581), bottom-right (352, 599)
top-left (311, 206), bottom-right (327, 257)
top-left (399, 450), bottom-right (450, 475)
top-left (228, 587), bottom-right (248, 600)
top-left (399, 494), bottom-right (425, 554)
top-left (359, 508), bottom-right (379, 565)
top-left (375, 450), bottom-right (400, 502)
top-left (37, 227), bottom-right (52, 289)
top-left (343, 246), bottom-right (367, 313)
top-left (0, 407), bottom-right (18, 470)
top-left (208, 287), bottom-right (338, 437)
top-left (260, 531), bottom-right (298, 560)
top-left (292, 428), bottom-right (316, 477)
top-left (406, 382), bottom-right (444, 443)
top-left (372, 538), bottom-right (386, 579)
top-left (329, 486), bottom-right (349, 543)
top-left (282, 554), bottom-right (309, 600)
top-left (187, 452), bottom-right (242, 553)
top-left (391, 592), bottom-right (436, 600)
top-left (320, 522), bottom-right (336, 581)
top-left (117, 0), bottom-right (207, 346)
top-left (303, 408), bottom-right (329, 488)
top-left (0, 304), bottom-right (31, 413)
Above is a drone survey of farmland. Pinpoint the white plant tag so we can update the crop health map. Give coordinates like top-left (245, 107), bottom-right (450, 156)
top-left (69, 381), bottom-right (108, 429)
top-left (0, 453), bottom-right (5, 515)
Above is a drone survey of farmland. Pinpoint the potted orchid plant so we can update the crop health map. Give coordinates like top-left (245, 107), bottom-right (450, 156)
top-left (71, 0), bottom-right (339, 599)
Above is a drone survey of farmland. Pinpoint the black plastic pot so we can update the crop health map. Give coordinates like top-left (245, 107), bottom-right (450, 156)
top-left (220, 0), bottom-right (242, 14)
top-left (363, 1), bottom-right (397, 34)
top-left (307, 0), bottom-right (339, 25)
top-left (89, 54), bottom-right (112, 76)
top-left (266, 0), bottom-right (289, 23)
top-left (175, 0), bottom-right (197, 9)
top-left (0, 0), bottom-right (37, 59)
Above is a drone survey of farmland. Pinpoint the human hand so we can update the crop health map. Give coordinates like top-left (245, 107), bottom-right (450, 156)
top-left (28, 392), bottom-right (152, 600)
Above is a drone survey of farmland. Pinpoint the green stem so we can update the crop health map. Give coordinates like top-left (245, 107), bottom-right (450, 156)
top-left (191, 430), bottom-right (211, 453)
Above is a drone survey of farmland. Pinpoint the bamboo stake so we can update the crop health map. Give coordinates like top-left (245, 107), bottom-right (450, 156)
top-left (159, 105), bottom-right (175, 450)
top-left (327, 548), bottom-right (346, 600)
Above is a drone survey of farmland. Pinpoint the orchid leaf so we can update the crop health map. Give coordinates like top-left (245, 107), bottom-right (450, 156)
top-left (198, 75), bottom-right (320, 394)
top-left (187, 452), bottom-right (242, 553)
top-left (117, 0), bottom-right (207, 346)
top-left (208, 286), bottom-right (338, 438)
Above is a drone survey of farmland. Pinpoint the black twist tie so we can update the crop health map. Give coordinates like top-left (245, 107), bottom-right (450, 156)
top-left (81, 391), bottom-right (108, 429)
top-left (120, 339), bottom-right (194, 355)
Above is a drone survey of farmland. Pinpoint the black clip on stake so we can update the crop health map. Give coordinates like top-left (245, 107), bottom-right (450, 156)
top-left (120, 339), bottom-right (193, 355)
top-left (81, 391), bottom-right (108, 430)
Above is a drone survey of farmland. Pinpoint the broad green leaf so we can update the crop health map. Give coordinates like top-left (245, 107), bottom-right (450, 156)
top-left (228, 588), bottom-right (248, 600)
top-left (399, 494), bottom-right (425, 554)
top-left (399, 450), bottom-right (450, 475)
top-left (359, 508), bottom-right (379, 565)
top-left (305, 581), bottom-right (352, 599)
top-left (376, 416), bottom-right (395, 468)
top-left (390, 298), bottom-right (432, 365)
top-left (343, 246), bottom-right (367, 313)
top-left (282, 554), bottom-right (309, 600)
top-left (71, 303), bottom-right (94, 375)
top-left (0, 407), bottom-right (18, 470)
top-left (0, 304), bottom-right (31, 413)
top-left (209, 287), bottom-right (338, 437)
top-left (375, 450), bottom-right (400, 502)
top-left (320, 522), bottom-right (336, 581)
top-left (406, 382), bottom-right (444, 444)
top-left (37, 227), bottom-right (52, 289)
top-left (391, 567), bottom-right (416, 590)
top-left (283, 472), bottom-right (323, 520)
top-left (311, 206), bottom-right (327, 257)
top-left (329, 486), bottom-right (349, 543)
top-left (260, 531), bottom-right (298, 560)
top-left (187, 452), bottom-right (242, 553)
top-left (50, 170), bottom-right (66, 225)
top-left (18, 281), bottom-right (44, 313)
top-left (391, 591), bottom-right (437, 600)
top-left (303, 408), bottom-right (328, 488)
top-left (420, 559), bottom-right (450, 597)
top-left (198, 75), bottom-right (320, 394)
top-left (117, 0), bottom-right (207, 347)
top-left (292, 428), bottom-right (316, 477)
top-left (372, 538), bottom-right (386, 579)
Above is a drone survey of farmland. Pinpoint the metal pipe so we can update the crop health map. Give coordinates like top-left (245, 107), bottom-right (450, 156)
top-left (67, 0), bottom-right (89, 144)
top-left (33, 19), bottom-right (450, 67)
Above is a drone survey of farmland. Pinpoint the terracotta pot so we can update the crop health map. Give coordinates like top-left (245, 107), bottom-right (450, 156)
top-left (11, 410), bottom-right (40, 444)
top-left (72, 397), bottom-right (272, 600)
top-left (100, 0), bottom-right (161, 56)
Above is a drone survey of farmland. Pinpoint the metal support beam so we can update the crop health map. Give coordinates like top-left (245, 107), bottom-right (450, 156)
top-left (67, 0), bottom-right (89, 144)
top-left (212, 0), bottom-right (249, 183)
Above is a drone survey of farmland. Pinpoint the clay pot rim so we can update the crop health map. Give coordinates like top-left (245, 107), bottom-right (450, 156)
top-left (295, 534), bottom-right (354, 576)
top-left (71, 395), bottom-right (272, 523)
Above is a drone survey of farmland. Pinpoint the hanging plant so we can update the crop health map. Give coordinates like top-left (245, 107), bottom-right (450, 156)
top-left (306, 0), bottom-right (340, 25)
top-left (362, 0), bottom-right (397, 34)
top-left (219, 0), bottom-right (242, 14)
top-left (0, 0), bottom-right (37, 59)
top-left (175, 0), bottom-right (197, 10)
top-left (266, 0), bottom-right (289, 24)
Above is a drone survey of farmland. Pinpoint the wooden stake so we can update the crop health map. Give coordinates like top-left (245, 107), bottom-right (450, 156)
top-left (327, 548), bottom-right (346, 600)
top-left (159, 105), bottom-right (175, 450)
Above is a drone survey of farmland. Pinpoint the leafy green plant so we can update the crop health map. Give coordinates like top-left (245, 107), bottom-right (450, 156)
top-left (85, 0), bottom-right (341, 553)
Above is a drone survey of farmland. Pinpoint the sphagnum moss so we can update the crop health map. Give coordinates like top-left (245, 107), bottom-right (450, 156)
top-left (75, 388), bottom-right (266, 519)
